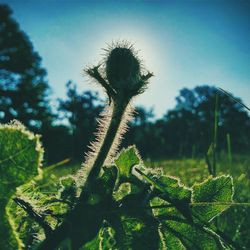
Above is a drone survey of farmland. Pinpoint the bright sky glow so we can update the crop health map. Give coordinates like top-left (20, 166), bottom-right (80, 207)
top-left (2, 0), bottom-right (250, 118)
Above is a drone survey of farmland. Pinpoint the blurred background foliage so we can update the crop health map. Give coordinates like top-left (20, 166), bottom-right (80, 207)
top-left (1, 4), bottom-right (249, 165)
top-left (1, 4), bottom-right (250, 248)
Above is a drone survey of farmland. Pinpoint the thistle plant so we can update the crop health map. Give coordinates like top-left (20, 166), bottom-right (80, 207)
top-left (35, 42), bottom-right (153, 249)
top-left (1, 43), bottom-right (237, 250)
top-left (83, 42), bottom-right (153, 184)
top-left (0, 121), bottom-right (43, 249)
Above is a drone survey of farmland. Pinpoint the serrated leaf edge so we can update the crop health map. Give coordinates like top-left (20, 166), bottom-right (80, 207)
top-left (114, 145), bottom-right (141, 186)
top-left (0, 120), bottom-right (44, 169)
top-left (191, 175), bottom-right (234, 222)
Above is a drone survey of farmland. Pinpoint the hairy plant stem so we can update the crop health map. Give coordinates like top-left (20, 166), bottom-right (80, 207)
top-left (13, 197), bottom-right (52, 237)
top-left (37, 97), bottom-right (130, 250)
top-left (84, 97), bottom-right (129, 188)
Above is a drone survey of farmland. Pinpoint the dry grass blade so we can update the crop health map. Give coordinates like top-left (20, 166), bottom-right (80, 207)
top-left (217, 87), bottom-right (250, 111)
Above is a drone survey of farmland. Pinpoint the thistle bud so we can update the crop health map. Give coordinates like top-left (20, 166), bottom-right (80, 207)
top-left (86, 42), bottom-right (152, 101)
top-left (104, 44), bottom-right (152, 98)
top-left (106, 47), bottom-right (140, 89)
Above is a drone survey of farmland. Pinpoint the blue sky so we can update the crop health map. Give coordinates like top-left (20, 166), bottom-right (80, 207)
top-left (2, 0), bottom-right (250, 117)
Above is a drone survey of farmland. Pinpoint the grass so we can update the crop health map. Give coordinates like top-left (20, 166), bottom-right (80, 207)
top-left (149, 153), bottom-right (250, 248)
top-left (38, 152), bottom-right (250, 248)
top-left (42, 153), bottom-right (250, 203)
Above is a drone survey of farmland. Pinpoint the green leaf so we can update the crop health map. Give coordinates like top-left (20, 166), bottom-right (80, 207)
top-left (151, 199), bottom-right (226, 249)
top-left (115, 146), bottom-right (140, 184)
top-left (99, 224), bottom-right (117, 250)
top-left (107, 214), bottom-right (160, 250)
top-left (134, 168), bottom-right (191, 202)
top-left (154, 175), bottom-right (191, 203)
top-left (0, 121), bottom-right (43, 199)
top-left (153, 175), bottom-right (234, 249)
top-left (159, 220), bottom-right (224, 250)
top-left (0, 121), bottom-right (43, 250)
top-left (135, 168), bottom-right (192, 221)
top-left (192, 175), bottom-right (234, 222)
top-left (58, 175), bottom-right (77, 204)
top-left (113, 182), bottom-right (132, 201)
top-left (87, 166), bottom-right (117, 205)
top-left (137, 170), bottom-right (233, 249)
top-left (159, 229), bottom-right (185, 250)
top-left (82, 222), bottom-right (117, 250)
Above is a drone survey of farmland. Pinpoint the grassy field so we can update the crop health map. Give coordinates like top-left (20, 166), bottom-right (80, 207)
top-left (147, 154), bottom-right (250, 248)
top-left (6, 152), bottom-right (249, 248)
top-left (40, 153), bottom-right (249, 248)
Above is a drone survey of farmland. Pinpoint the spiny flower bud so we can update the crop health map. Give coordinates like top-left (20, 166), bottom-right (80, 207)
top-left (85, 42), bottom-right (153, 102)
top-left (104, 43), bottom-right (153, 98)
top-left (106, 47), bottom-right (140, 90)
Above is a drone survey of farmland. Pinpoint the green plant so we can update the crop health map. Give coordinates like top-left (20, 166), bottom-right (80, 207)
top-left (0, 120), bottom-right (43, 249)
top-left (1, 43), bottom-right (237, 249)
top-left (226, 133), bottom-right (232, 170)
top-left (206, 93), bottom-right (219, 177)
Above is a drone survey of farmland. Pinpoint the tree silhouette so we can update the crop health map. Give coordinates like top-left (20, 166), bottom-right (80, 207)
top-left (122, 106), bottom-right (163, 158)
top-left (59, 81), bottom-right (103, 160)
top-left (0, 4), bottom-right (52, 132)
top-left (163, 85), bottom-right (250, 156)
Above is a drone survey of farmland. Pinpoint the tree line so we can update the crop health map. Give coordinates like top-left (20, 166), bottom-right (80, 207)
top-left (1, 4), bottom-right (249, 164)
